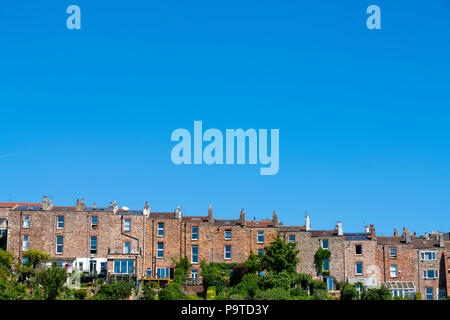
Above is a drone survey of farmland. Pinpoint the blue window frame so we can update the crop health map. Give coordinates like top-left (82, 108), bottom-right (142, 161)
top-left (191, 245), bottom-right (198, 263)
top-left (323, 258), bottom-right (330, 271)
top-left (225, 230), bottom-right (231, 240)
top-left (124, 241), bottom-right (131, 254)
top-left (191, 269), bottom-right (198, 280)
top-left (157, 242), bottom-right (164, 258)
top-left (56, 235), bottom-right (63, 254)
top-left (327, 277), bottom-right (334, 291)
top-left (257, 231), bottom-right (264, 243)
top-left (156, 267), bottom-right (169, 279)
top-left (322, 239), bottom-right (329, 249)
top-left (425, 287), bottom-right (433, 300)
top-left (157, 222), bottom-right (164, 237)
top-left (289, 235), bottom-right (296, 243)
top-left (192, 226), bottom-right (199, 240)
top-left (356, 262), bottom-right (363, 275)
top-left (225, 245), bottom-right (231, 260)
top-left (146, 267), bottom-right (152, 277)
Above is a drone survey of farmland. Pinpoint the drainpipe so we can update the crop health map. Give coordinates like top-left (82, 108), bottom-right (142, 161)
top-left (383, 245), bottom-right (386, 282)
top-left (18, 211), bottom-right (23, 261)
top-left (418, 250), bottom-right (421, 297)
top-left (151, 219), bottom-right (155, 277)
top-left (142, 214), bottom-right (146, 280)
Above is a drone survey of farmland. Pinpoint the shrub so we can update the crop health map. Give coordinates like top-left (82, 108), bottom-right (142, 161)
top-left (142, 281), bottom-right (158, 300)
top-left (361, 285), bottom-right (391, 300)
top-left (91, 280), bottom-right (134, 300)
top-left (254, 287), bottom-right (291, 300)
top-left (258, 270), bottom-right (293, 291)
top-left (34, 264), bottom-right (67, 300)
top-left (74, 289), bottom-right (88, 300)
top-left (0, 249), bottom-right (14, 271)
top-left (230, 273), bottom-right (258, 299)
top-left (340, 283), bottom-right (359, 300)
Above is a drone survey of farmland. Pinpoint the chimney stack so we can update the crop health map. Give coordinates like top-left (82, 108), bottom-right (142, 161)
top-left (365, 225), bottom-right (369, 233)
top-left (76, 199), bottom-right (82, 211)
top-left (272, 210), bottom-right (279, 226)
top-left (42, 195), bottom-right (49, 210)
top-left (208, 204), bottom-right (214, 223)
top-left (240, 208), bottom-right (246, 226)
top-left (337, 221), bottom-right (343, 236)
top-left (439, 232), bottom-right (444, 247)
top-left (369, 224), bottom-right (376, 239)
top-left (175, 204), bottom-right (182, 219)
top-left (305, 211), bottom-right (311, 231)
top-left (143, 201), bottom-right (150, 216)
top-left (394, 228), bottom-right (399, 237)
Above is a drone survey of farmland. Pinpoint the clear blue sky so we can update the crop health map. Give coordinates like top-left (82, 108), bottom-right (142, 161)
top-left (0, 1), bottom-right (449, 236)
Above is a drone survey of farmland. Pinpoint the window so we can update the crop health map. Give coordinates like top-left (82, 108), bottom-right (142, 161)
top-left (90, 216), bottom-right (98, 230)
top-left (100, 262), bottom-right (107, 274)
top-left (124, 219), bottom-right (131, 232)
top-left (191, 269), bottom-right (198, 281)
top-left (389, 247), bottom-right (397, 258)
top-left (257, 231), bottom-right (264, 244)
top-left (420, 251), bottom-right (436, 261)
top-left (57, 216), bottom-right (64, 229)
top-left (157, 242), bottom-right (164, 258)
top-left (390, 264), bottom-right (398, 278)
top-left (156, 267), bottom-right (170, 279)
top-left (225, 230), bottom-right (231, 240)
top-left (423, 270), bottom-right (439, 279)
top-left (146, 267), bottom-right (152, 277)
top-left (22, 235), bottom-right (29, 251)
top-left (322, 239), bottom-right (329, 249)
top-left (257, 249), bottom-right (264, 255)
top-left (356, 262), bottom-right (363, 275)
top-left (191, 245), bottom-right (198, 263)
top-left (425, 287), bottom-right (433, 300)
top-left (192, 226), bottom-right (198, 240)
top-left (289, 235), bottom-right (296, 243)
top-left (113, 260), bottom-right (134, 274)
top-left (439, 290), bottom-right (446, 300)
top-left (90, 260), bottom-right (97, 273)
top-left (157, 222), bottom-right (164, 237)
top-left (23, 215), bottom-right (30, 229)
top-left (123, 241), bottom-right (131, 254)
top-left (21, 257), bottom-right (29, 265)
top-left (56, 235), bottom-right (64, 254)
top-left (90, 236), bottom-right (97, 254)
top-left (327, 277), bottom-right (334, 291)
top-left (225, 245), bottom-right (231, 260)
top-left (355, 244), bottom-right (362, 255)
top-left (323, 258), bottom-right (330, 271)
top-left (78, 262), bottom-right (84, 271)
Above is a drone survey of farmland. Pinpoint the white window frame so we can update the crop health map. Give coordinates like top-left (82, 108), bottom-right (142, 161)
top-left (225, 230), bottom-right (231, 240)
top-left (420, 251), bottom-right (437, 261)
top-left (56, 235), bottom-right (64, 254)
top-left (22, 234), bottom-right (29, 251)
top-left (156, 267), bottom-right (170, 279)
top-left (257, 231), bottom-right (264, 244)
top-left (157, 222), bottom-right (164, 237)
top-left (124, 219), bottom-right (131, 232)
top-left (225, 245), bottom-right (231, 260)
top-left (157, 242), bottom-right (164, 258)
top-left (191, 245), bottom-right (198, 264)
top-left (390, 264), bottom-right (398, 278)
top-left (423, 270), bottom-right (439, 279)
top-left (23, 215), bottom-right (30, 229)
top-left (57, 216), bottom-right (64, 229)
top-left (389, 247), bottom-right (397, 258)
top-left (123, 241), bottom-right (131, 254)
top-left (192, 226), bottom-right (199, 240)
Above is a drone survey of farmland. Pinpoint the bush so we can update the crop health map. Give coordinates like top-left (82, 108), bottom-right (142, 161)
top-left (228, 293), bottom-right (246, 300)
top-left (34, 264), bottom-right (67, 300)
top-left (142, 281), bottom-right (158, 300)
top-left (340, 283), bottom-right (359, 300)
top-left (258, 270), bottom-right (293, 291)
top-left (290, 286), bottom-right (308, 297)
top-left (308, 279), bottom-right (327, 294)
top-left (206, 286), bottom-right (216, 300)
top-left (22, 249), bottom-right (49, 268)
top-left (74, 289), bottom-right (88, 300)
top-left (91, 280), bottom-right (134, 300)
top-left (361, 285), bottom-right (391, 300)
top-left (230, 264), bottom-right (249, 286)
top-left (200, 262), bottom-right (234, 295)
top-left (260, 233), bottom-right (299, 274)
top-left (230, 273), bottom-right (258, 299)
top-left (0, 249), bottom-right (14, 271)
top-left (159, 282), bottom-right (183, 300)
top-left (254, 287), bottom-right (291, 300)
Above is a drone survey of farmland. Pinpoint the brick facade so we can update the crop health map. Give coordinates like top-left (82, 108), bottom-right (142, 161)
top-left (2, 197), bottom-right (449, 299)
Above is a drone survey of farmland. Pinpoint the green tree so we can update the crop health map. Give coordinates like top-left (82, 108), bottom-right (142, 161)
top-left (200, 261), bottom-right (234, 294)
top-left (0, 269), bottom-right (27, 300)
top-left (0, 249), bottom-right (14, 271)
top-left (230, 273), bottom-right (259, 299)
top-left (141, 281), bottom-right (158, 300)
top-left (340, 283), bottom-right (359, 300)
top-left (34, 263), bottom-right (67, 300)
top-left (244, 251), bottom-right (262, 274)
top-left (91, 280), bottom-right (134, 300)
top-left (361, 285), bottom-right (391, 300)
top-left (22, 249), bottom-right (49, 268)
top-left (254, 287), bottom-right (291, 300)
top-left (260, 233), bottom-right (299, 274)
top-left (258, 270), bottom-right (293, 291)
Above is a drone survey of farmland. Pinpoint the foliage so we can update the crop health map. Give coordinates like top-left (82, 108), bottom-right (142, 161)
top-left (415, 292), bottom-right (422, 300)
top-left (159, 282), bottom-right (183, 300)
top-left (74, 289), bottom-right (88, 300)
top-left (230, 273), bottom-right (258, 299)
top-left (258, 270), bottom-right (293, 291)
top-left (340, 283), bottom-right (359, 300)
top-left (0, 269), bottom-right (27, 300)
top-left (22, 249), bottom-right (49, 268)
top-left (0, 249), bottom-right (14, 271)
top-left (292, 273), bottom-right (312, 291)
top-left (254, 287), bottom-right (291, 300)
top-left (34, 263), bottom-right (67, 300)
top-left (142, 281), bottom-right (158, 300)
top-left (91, 280), bottom-right (134, 300)
top-left (172, 257), bottom-right (191, 284)
top-left (289, 286), bottom-right (308, 297)
top-left (243, 251), bottom-right (262, 274)
top-left (361, 285), bottom-right (391, 300)
top-left (308, 279), bottom-right (327, 294)
top-left (260, 233), bottom-right (299, 274)
top-left (230, 264), bottom-right (249, 286)
top-left (206, 286), bottom-right (216, 300)
top-left (200, 261), bottom-right (234, 294)
top-left (314, 247), bottom-right (331, 273)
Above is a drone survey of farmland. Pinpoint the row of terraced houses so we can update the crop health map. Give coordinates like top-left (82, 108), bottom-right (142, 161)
top-left (0, 196), bottom-right (449, 300)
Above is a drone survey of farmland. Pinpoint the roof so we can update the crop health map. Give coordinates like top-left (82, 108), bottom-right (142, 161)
top-left (377, 236), bottom-right (404, 245)
top-left (0, 203), bottom-right (42, 208)
top-left (278, 226), bottom-right (306, 232)
top-left (382, 281), bottom-right (415, 290)
top-left (412, 239), bottom-right (440, 249)
top-left (182, 216), bottom-right (209, 222)
top-left (246, 221), bottom-right (274, 228)
top-left (311, 230), bottom-right (339, 237)
top-left (214, 219), bottom-right (241, 226)
top-left (150, 212), bottom-right (176, 219)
